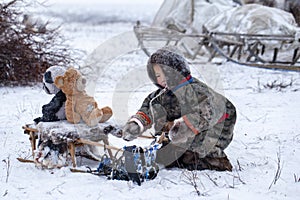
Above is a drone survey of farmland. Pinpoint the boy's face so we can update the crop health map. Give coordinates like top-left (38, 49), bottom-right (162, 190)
top-left (153, 64), bottom-right (167, 88)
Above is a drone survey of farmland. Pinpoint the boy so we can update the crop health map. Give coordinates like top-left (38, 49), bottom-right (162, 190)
top-left (123, 47), bottom-right (236, 171)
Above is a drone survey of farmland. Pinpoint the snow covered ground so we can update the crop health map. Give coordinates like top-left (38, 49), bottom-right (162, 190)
top-left (1, 1), bottom-right (300, 199)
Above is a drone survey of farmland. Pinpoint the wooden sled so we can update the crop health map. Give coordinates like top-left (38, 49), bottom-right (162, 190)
top-left (22, 122), bottom-right (118, 168)
top-left (134, 22), bottom-right (300, 71)
top-left (22, 122), bottom-right (159, 168)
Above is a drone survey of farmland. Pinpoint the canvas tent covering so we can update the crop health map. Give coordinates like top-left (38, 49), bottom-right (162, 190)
top-left (152, 0), bottom-right (239, 34)
top-left (203, 4), bottom-right (300, 53)
top-left (204, 4), bottom-right (300, 38)
top-left (151, 0), bottom-right (299, 36)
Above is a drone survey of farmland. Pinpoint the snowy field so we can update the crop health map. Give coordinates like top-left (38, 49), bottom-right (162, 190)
top-left (1, 1), bottom-right (300, 199)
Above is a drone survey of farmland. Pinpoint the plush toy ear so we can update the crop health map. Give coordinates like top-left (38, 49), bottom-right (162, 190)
top-left (54, 76), bottom-right (64, 89)
top-left (76, 77), bottom-right (86, 92)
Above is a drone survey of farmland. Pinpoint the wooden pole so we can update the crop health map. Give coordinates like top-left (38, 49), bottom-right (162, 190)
top-left (29, 131), bottom-right (36, 157)
top-left (68, 142), bottom-right (76, 168)
top-left (22, 126), bottom-right (38, 133)
top-left (138, 135), bottom-right (155, 139)
top-left (78, 138), bottom-right (123, 152)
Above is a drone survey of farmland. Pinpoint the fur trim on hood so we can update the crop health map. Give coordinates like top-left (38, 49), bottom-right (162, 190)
top-left (147, 47), bottom-right (191, 89)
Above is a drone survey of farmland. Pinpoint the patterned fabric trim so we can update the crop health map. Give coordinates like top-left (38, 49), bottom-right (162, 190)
top-left (136, 111), bottom-right (152, 126)
top-left (182, 115), bottom-right (199, 135)
top-left (217, 113), bottom-right (229, 123)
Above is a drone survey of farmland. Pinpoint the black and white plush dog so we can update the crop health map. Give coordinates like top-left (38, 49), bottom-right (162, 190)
top-left (34, 66), bottom-right (67, 124)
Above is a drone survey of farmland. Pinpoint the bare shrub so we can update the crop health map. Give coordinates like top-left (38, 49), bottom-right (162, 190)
top-left (285, 0), bottom-right (300, 26)
top-left (294, 174), bottom-right (300, 183)
top-left (0, 0), bottom-right (78, 86)
top-left (269, 150), bottom-right (283, 189)
top-left (181, 169), bottom-right (201, 196)
top-left (2, 156), bottom-right (11, 183)
top-left (263, 79), bottom-right (294, 91)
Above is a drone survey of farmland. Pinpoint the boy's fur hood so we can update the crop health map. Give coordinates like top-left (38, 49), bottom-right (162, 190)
top-left (147, 48), bottom-right (191, 89)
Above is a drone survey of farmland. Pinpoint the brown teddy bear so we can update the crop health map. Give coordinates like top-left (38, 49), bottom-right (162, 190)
top-left (54, 67), bottom-right (113, 127)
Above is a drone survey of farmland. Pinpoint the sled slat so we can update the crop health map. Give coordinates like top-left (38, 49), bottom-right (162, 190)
top-left (17, 157), bottom-right (35, 163)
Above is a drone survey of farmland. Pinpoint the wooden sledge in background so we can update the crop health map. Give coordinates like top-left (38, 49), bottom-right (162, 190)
top-left (134, 22), bottom-right (300, 71)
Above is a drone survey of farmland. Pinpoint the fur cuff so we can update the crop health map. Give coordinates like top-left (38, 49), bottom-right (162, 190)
top-left (129, 118), bottom-right (144, 133)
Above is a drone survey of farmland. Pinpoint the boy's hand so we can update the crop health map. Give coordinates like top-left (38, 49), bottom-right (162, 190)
top-left (122, 121), bottom-right (141, 141)
top-left (169, 119), bottom-right (195, 144)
